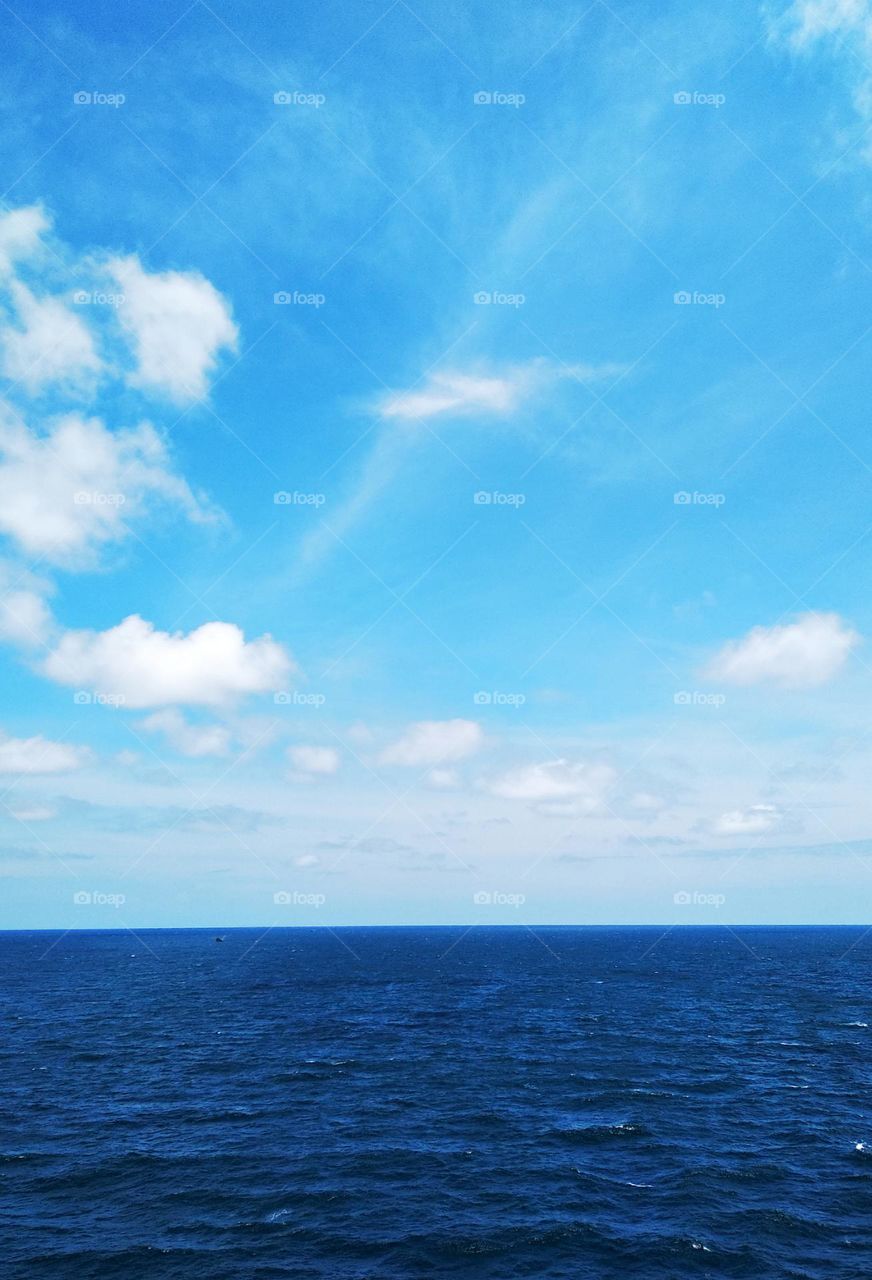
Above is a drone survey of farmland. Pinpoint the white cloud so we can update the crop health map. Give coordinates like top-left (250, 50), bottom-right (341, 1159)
top-left (0, 563), bottom-right (53, 648)
top-left (379, 719), bottom-right (483, 766)
top-left (706, 612), bottom-right (858, 688)
top-left (0, 205), bottom-right (47, 276)
top-left (295, 853), bottom-right (319, 867)
top-left (110, 255), bottom-right (238, 403)
top-left (377, 359), bottom-right (620, 422)
top-left (43, 615), bottom-right (292, 708)
top-left (486, 759), bottom-right (616, 813)
top-left (289, 745), bottom-right (340, 775)
top-left (0, 412), bottom-right (212, 568)
top-left (0, 732), bottom-right (88, 774)
top-left (1, 282), bottom-right (101, 391)
top-left (715, 803), bottom-right (783, 837)
top-left (141, 709), bottom-right (232, 757)
top-left (781, 0), bottom-right (870, 48)
top-left (773, 2), bottom-right (872, 155)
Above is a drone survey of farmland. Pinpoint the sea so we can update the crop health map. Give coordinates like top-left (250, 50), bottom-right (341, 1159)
top-left (2, 926), bottom-right (872, 1278)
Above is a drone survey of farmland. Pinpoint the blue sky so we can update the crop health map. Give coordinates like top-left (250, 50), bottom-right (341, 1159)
top-left (2, 0), bottom-right (872, 929)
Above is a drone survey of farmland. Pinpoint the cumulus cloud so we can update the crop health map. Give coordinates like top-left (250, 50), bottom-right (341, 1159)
top-left (0, 411), bottom-right (212, 568)
top-left (0, 732), bottom-right (88, 774)
top-left (1, 282), bottom-right (101, 391)
top-left (378, 358), bottom-right (621, 422)
top-left (0, 205), bottom-right (47, 276)
top-left (714, 803), bottom-right (783, 837)
top-left (110, 255), bottom-right (238, 403)
top-left (486, 759), bottom-right (616, 814)
top-left (42, 615), bottom-right (292, 708)
top-left (141, 709), bottom-right (232, 757)
top-left (706, 612), bottom-right (858, 688)
top-left (288, 745), bottom-right (341, 775)
top-left (379, 719), bottom-right (483, 766)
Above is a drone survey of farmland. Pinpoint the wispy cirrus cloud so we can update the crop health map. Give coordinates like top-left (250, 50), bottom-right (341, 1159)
top-left (377, 358), bottom-right (623, 422)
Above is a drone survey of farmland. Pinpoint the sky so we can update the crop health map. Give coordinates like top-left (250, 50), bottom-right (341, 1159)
top-left (1, 0), bottom-right (872, 930)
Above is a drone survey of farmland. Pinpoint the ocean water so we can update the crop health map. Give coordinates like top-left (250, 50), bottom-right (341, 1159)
top-left (2, 927), bottom-right (872, 1278)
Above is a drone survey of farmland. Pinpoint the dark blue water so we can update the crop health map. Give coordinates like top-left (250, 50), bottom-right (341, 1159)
top-left (2, 927), bottom-right (872, 1278)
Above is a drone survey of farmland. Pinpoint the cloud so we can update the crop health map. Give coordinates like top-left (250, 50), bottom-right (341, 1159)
top-left (772, 2), bottom-right (872, 155)
top-left (0, 564), bottom-right (53, 648)
top-left (141, 709), bottom-right (232, 757)
top-left (379, 719), bottom-right (483, 766)
top-left (43, 615), bottom-right (292, 708)
top-left (486, 759), bottom-right (616, 814)
top-left (288, 745), bottom-right (340, 775)
top-left (714, 803), bottom-right (783, 837)
top-left (706, 612), bottom-right (859, 688)
top-left (0, 411), bottom-right (212, 568)
top-left (1, 282), bottom-right (101, 391)
top-left (780, 0), bottom-right (871, 49)
top-left (110, 255), bottom-right (238, 403)
top-left (0, 205), bottom-right (47, 276)
top-left (0, 732), bottom-right (88, 774)
top-left (377, 359), bottom-right (620, 422)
